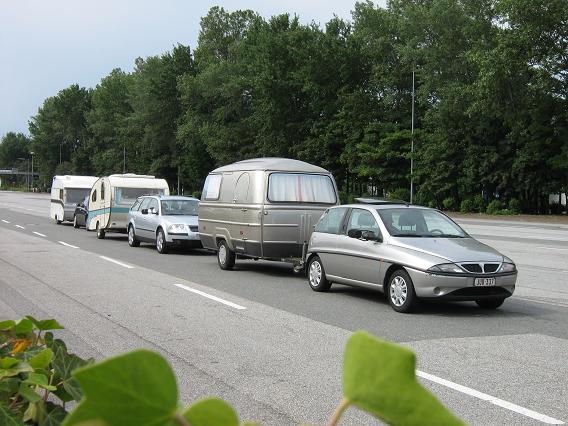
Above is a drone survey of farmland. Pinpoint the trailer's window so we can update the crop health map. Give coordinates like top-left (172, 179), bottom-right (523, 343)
top-left (115, 187), bottom-right (165, 206)
top-left (91, 190), bottom-right (97, 202)
top-left (268, 173), bottom-right (336, 203)
top-left (203, 174), bottom-right (222, 200)
top-left (65, 188), bottom-right (90, 204)
top-left (59, 189), bottom-right (64, 200)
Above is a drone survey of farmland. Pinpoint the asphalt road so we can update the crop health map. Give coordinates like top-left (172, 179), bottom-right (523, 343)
top-left (1, 191), bottom-right (567, 425)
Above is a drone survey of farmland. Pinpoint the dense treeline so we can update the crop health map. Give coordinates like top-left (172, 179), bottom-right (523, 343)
top-left (1, 1), bottom-right (567, 213)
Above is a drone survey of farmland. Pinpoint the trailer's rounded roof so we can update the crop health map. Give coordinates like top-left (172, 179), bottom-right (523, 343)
top-left (212, 158), bottom-right (330, 173)
top-left (52, 175), bottom-right (98, 188)
top-left (99, 174), bottom-right (169, 189)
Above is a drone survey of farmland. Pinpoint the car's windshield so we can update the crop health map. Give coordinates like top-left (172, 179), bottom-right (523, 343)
top-left (160, 199), bottom-right (199, 216)
top-left (377, 208), bottom-right (468, 238)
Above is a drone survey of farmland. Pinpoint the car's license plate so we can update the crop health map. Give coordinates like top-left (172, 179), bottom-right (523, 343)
top-left (474, 277), bottom-right (496, 286)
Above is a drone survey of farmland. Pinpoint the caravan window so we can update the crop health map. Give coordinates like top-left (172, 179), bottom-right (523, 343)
top-left (203, 174), bottom-right (222, 200)
top-left (268, 173), bottom-right (336, 204)
top-left (115, 187), bottom-right (165, 206)
top-left (65, 188), bottom-right (90, 204)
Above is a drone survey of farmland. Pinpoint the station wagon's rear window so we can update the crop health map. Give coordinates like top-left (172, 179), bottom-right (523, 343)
top-left (268, 173), bottom-right (336, 203)
top-left (65, 188), bottom-right (90, 204)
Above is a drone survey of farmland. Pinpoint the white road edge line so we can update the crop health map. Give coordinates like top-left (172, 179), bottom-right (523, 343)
top-left (99, 255), bottom-right (134, 269)
top-left (1, 219), bottom-right (10, 223)
top-left (416, 370), bottom-right (564, 425)
top-left (14, 224), bottom-right (25, 229)
top-left (174, 283), bottom-right (246, 310)
top-left (538, 246), bottom-right (568, 251)
top-left (33, 232), bottom-right (46, 237)
top-left (58, 241), bottom-right (79, 249)
top-left (513, 296), bottom-right (568, 308)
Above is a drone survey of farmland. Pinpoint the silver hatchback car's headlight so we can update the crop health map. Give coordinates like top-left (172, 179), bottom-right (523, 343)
top-left (167, 224), bottom-right (186, 234)
top-left (427, 263), bottom-right (465, 274)
top-left (498, 262), bottom-right (516, 273)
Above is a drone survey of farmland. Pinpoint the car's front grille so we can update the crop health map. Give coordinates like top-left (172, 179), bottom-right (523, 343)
top-left (460, 263), bottom-right (501, 274)
top-left (189, 226), bottom-right (198, 232)
top-left (448, 287), bottom-right (512, 297)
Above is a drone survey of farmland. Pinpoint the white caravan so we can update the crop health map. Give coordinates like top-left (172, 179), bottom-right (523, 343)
top-left (50, 175), bottom-right (98, 224)
top-left (87, 174), bottom-right (169, 239)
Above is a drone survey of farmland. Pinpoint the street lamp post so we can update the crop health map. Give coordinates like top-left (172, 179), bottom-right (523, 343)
top-left (410, 69), bottom-right (415, 205)
top-left (30, 152), bottom-right (35, 191)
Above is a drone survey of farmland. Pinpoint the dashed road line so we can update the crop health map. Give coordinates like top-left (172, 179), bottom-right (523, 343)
top-left (33, 231), bottom-right (46, 237)
top-left (538, 246), bottom-right (568, 251)
top-left (1, 219), bottom-right (10, 224)
top-left (513, 296), bottom-right (568, 308)
top-left (174, 283), bottom-right (246, 310)
top-left (14, 224), bottom-right (25, 229)
top-left (58, 241), bottom-right (79, 249)
top-left (99, 255), bottom-right (134, 269)
top-left (417, 370), bottom-right (564, 424)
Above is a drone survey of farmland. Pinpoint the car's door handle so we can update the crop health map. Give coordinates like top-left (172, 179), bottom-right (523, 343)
top-left (241, 208), bottom-right (248, 212)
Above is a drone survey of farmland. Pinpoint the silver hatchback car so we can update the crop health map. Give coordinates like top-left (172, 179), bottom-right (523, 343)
top-left (127, 195), bottom-right (202, 253)
top-left (306, 200), bottom-right (517, 313)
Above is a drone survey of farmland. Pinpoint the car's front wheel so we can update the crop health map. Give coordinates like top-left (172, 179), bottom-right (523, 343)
top-left (128, 225), bottom-right (140, 247)
top-left (156, 229), bottom-right (168, 254)
top-left (476, 298), bottom-right (505, 309)
top-left (387, 269), bottom-right (418, 313)
top-left (217, 240), bottom-right (235, 270)
top-left (307, 256), bottom-right (331, 292)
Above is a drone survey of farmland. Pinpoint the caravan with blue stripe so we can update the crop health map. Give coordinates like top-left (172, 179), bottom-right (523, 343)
top-left (87, 174), bottom-right (169, 239)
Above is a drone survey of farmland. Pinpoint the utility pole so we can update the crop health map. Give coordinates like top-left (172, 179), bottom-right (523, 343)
top-left (177, 164), bottom-right (181, 195)
top-left (410, 69), bottom-right (415, 205)
top-left (123, 146), bottom-right (126, 173)
top-left (30, 152), bottom-right (34, 191)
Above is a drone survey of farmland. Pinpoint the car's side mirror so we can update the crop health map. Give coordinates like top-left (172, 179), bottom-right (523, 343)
top-left (361, 230), bottom-right (382, 243)
top-left (141, 208), bottom-right (148, 215)
top-left (347, 229), bottom-right (362, 239)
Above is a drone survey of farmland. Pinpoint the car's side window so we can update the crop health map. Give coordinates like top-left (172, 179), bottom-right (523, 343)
top-left (139, 198), bottom-right (151, 211)
top-left (347, 209), bottom-right (380, 234)
top-left (131, 199), bottom-right (142, 211)
top-left (148, 198), bottom-right (159, 213)
top-left (315, 207), bottom-right (348, 234)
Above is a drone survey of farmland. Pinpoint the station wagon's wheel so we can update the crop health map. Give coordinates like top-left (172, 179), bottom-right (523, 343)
top-left (156, 229), bottom-right (169, 254)
top-left (96, 223), bottom-right (105, 239)
top-left (55, 216), bottom-right (62, 224)
top-left (73, 215), bottom-right (79, 228)
top-left (476, 298), bottom-right (505, 309)
top-left (307, 256), bottom-right (331, 292)
top-left (387, 269), bottom-right (418, 313)
top-left (217, 239), bottom-right (235, 270)
top-left (128, 225), bottom-right (140, 247)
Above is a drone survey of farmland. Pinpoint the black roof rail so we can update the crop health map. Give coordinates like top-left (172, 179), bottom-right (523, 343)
top-left (354, 197), bottom-right (409, 206)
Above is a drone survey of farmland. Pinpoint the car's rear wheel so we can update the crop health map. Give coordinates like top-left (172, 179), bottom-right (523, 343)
top-left (308, 256), bottom-right (331, 292)
top-left (128, 225), bottom-right (140, 247)
top-left (217, 240), bottom-right (235, 270)
top-left (156, 229), bottom-right (168, 254)
top-left (73, 215), bottom-right (79, 228)
top-left (476, 298), bottom-right (505, 309)
top-left (387, 269), bottom-right (418, 313)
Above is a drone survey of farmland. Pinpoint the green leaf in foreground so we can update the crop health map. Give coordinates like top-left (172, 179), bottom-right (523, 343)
top-left (183, 397), bottom-right (239, 426)
top-left (0, 404), bottom-right (25, 426)
top-left (14, 319), bottom-right (34, 335)
top-left (343, 331), bottom-right (464, 426)
top-left (25, 316), bottom-right (65, 331)
top-left (62, 349), bottom-right (178, 426)
top-left (29, 348), bottom-right (54, 369)
top-left (0, 320), bottom-right (16, 331)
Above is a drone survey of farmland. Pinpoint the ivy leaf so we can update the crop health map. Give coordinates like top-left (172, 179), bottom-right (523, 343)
top-left (0, 404), bottom-right (25, 426)
top-left (25, 317), bottom-right (65, 331)
top-left (0, 378), bottom-right (20, 397)
top-left (42, 401), bottom-right (69, 426)
top-left (25, 372), bottom-right (57, 391)
top-left (52, 349), bottom-right (90, 402)
top-left (0, 320), bottom-right (15, 331)
top-left (0, 358), bottom-right (20, 369)
top-left (62, 349), bottom-right (178, 426)
top-left (0, 362), bottom-right (34, 379)
top-left (19, 382), bottom-right (42, 403)
top-left (29, 349), bottom-right (54, 370)
top-left (343, 331), bottom-right (464, 426)
top-left (14, 319), bottom-right (34, 335)
top-left (182, 398), bottom-right (239, 426)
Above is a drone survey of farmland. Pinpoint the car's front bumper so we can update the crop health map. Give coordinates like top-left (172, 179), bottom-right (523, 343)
top-left (407, 268), bottom-right (517, 300)
top-left (166, 231), bottom-right (202, 247)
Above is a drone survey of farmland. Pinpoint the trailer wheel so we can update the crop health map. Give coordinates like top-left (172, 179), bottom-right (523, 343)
top-left (217, 239), bottom-right (235, 270)
top-left (96, 223), bottom-right (105, 239)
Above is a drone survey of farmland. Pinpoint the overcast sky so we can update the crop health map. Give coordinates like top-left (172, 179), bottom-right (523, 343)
top-left (0, 0), bottom-right (386, 138)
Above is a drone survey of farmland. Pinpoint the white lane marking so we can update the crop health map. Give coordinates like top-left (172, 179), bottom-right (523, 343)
top-left (58, 241), bottom-right (79, 249)
top-left (1, 219), bottom-right (10, 223)
top-left (174, 283), bottom-right (246, 310)
top-left (99, 255), bottom-right (134, 269)
top-left (513, 297), bottom-right (568, 308)
top-left (33, 232), bottom-right (46, 237)
top-left (417, 370), bottom-right (564, 424)
top-left (14, 225), bottom-right (25, 229)
top-left (538, 246), bottom-right (568, 251)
